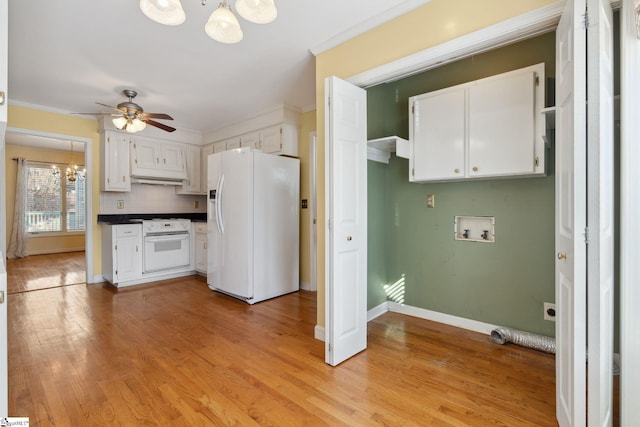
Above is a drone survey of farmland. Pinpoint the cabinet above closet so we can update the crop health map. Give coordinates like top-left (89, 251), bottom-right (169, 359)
top-left (409, 63), bottom-right (547, 183)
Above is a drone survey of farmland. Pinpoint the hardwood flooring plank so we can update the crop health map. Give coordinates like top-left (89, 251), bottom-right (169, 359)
top-left (8, 268), bottom-right (560, 426)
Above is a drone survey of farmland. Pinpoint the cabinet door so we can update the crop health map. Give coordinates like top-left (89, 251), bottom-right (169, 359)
top-left (115, 235), bottom-right (142, 282)
top-left (213, 141), bottom-right (226, 153)
top-left (201, 144), bottom-right (214, 195)
top-left (240, 132), bottom-right (260, 149)
top-left (103, 132), bottom-right (131, 191)
top-left (410, 87), bottom-right (465, 181)
top-left (226, 137), bottom-right (241, 150)
top-left (131, 137), bottom-right (160, 175)
top-left (177, 145), bottom-right (201, 193)
top-left (468, 70), bottom-right (536, 177)
top-left (260, 125), bottom-right (281, 154)
top-left (161, 143), bottom-right (187, 178)
top-left (194, 232), bottom-right (207, 273)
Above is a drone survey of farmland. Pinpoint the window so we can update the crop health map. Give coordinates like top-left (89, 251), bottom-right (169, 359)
top-left (25, 163), bottom-right (86, 233)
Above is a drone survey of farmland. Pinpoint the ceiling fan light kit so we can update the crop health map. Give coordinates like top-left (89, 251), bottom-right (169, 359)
top-left (139, 0), bottom-right (277, 44)
top-left (139, 0), bottom-right (186, 26)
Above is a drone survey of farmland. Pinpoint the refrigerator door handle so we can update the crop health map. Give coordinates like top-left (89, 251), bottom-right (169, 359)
top-left (218, 174), bottom-right (225, 234)
top-left (214, 175), bottom-right (222, 234)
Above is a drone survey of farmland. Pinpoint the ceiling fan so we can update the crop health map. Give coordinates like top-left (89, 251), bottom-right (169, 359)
top-left (75, 89), bottom-right (176, 133)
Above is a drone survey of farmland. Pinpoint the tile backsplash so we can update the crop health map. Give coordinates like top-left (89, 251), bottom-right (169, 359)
top-left (100, 184), bottom-right (206, 215)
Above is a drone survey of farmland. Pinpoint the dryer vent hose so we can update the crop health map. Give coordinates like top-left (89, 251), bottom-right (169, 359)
top-left (490, 327), bottom-right (556, 354)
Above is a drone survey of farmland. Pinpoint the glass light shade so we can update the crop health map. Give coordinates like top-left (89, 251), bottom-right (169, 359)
top-left (125, 123), bottom-right (138, 133)
top-left (205, 3), bottom-right (243, 44)
top-left (112, 116), bottom-right (127, 129)
top-left (131, 118), bottom-right (147, 132)
top-left (235, 0), bottom-right (277, 24)
top-left (139, 0), bottom-right (186, 26)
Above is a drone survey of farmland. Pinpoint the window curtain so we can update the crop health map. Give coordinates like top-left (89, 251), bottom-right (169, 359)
top-left (7, 158), bottom-right (28, 258)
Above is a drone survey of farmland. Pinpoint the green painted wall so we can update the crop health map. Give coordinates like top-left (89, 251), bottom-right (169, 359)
top-left (367, 32), bottom-right (556, 337)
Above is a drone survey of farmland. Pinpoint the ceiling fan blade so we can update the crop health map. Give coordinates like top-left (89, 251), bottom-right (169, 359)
top-left (140, 112), bottom-right (174, 120)
top-left (71, 112), bottom-right (117, 116)
top-left (95, 102), bottom-right (123, 112)
top-left (145, 119), bottom-right (176, 132)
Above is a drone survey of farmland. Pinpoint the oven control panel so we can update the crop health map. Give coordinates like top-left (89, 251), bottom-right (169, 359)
top-left (142, 219), bottom-right (191, 235)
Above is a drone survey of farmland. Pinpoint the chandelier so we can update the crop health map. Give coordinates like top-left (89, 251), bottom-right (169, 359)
top-left (52, 142), bottom-right (85, 182)
top-left (139, 0), bottom-right (277, 44)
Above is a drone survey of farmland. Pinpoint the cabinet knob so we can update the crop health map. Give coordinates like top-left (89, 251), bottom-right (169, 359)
top-left (347, 236), bottom-right (353, 241)
top-left (557, 252), bottom-right (567, 260)
top-left (454, 168), bottom-right (460, 174)
top-left (472, 166), bottom-right (478, 172)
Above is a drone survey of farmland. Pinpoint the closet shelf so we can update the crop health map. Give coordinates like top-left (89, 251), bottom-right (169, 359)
top-left (367, 136), bottom-right (409, 164)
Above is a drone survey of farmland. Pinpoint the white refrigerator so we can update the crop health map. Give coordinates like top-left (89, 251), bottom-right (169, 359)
top-left (207, 147), bottom-right (300, 304)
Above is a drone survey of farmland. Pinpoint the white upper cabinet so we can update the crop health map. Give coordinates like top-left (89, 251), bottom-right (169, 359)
top-left (409, 63), bottom-right (546, 182)
top-left (260, 124), bottom-right (298, 156)
top-left (200, 144), bottom-right (214, 195)
top-left (240, 131), bottom-right (260, 149)
top-left (101, 131), bottom-right (131, 192)
top-left (209, 123), bottom-right (298, 157)
top-left (130, 136), bottom-right (187, 180)
top-left (176, 144), bottom-right (202, 194)
top-left (410, 87), bottom-right (465, 181)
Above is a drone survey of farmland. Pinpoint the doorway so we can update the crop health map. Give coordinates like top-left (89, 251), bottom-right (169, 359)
top-left (4, 128), bottom-right (93, 293)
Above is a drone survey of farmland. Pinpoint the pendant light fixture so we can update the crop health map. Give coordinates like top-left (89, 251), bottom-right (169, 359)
top-left (139, 0), bottom-right (186, 26)
top-left (139, 0), bottom-right (277, 44)
top-left (235, 0), bottom-right (277, 24)
top-left (205, 1), bottom-right (243, 43)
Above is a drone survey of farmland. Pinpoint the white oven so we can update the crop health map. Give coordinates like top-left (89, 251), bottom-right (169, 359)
top-left (142, 219), bottom-right (191, 273)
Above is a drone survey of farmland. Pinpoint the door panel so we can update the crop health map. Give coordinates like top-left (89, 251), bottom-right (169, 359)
top-left (586, 0), bottom-right (614, 425)
top-left (325, 76), bottom-right (367, 366)
top-left (620, 1), bottom-right (640, 423)
top-left (555, 0), bottom-right (587, 425)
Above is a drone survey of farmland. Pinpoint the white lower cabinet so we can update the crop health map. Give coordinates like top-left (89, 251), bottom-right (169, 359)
top-left (409, 63), bottom-right (546, 182)
top-left (193, 223), bottom-right (207, 274)
top-left (102, 224), bottom-right (142, 285)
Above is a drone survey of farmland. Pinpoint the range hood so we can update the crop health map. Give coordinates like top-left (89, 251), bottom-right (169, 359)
top-left (131, 177), bottom-right (183, 186)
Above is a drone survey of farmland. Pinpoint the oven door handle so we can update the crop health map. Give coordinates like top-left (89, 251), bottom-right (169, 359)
top-left (145, 234), bottom-right (190, 243)
top-left (217, 174), bottom-right (225, 235)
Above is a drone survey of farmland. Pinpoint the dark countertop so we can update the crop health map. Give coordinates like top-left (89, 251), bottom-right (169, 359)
top-left (98, 213), bottom-right (207, 225)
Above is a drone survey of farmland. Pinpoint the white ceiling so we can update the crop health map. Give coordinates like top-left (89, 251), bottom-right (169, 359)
top-left (8, 0), bottom-right (428, 135)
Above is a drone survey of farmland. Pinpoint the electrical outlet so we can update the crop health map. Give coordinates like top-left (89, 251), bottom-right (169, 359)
top-left (426, 194), bottom-right (435, 208)
top-left (117, 200), bottom-right (124, 209)
top-left (194, 200), bottom-right (199, 209)
top-left (544, 302), bottom-right (556, 321)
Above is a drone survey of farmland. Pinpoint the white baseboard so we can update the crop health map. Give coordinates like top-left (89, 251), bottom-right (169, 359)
top-left (387, 302), bottom-right (497, 335)
top-left (367, 301), bottom-right (389, 321)
top-left (90, 275), bottom-right (105, 284)
top-left (299, 281), bottom-right (311, 291)
top-left (27, 247), bottom-right (85, 256)
top-left (315, 302), bottom-right (499, 342)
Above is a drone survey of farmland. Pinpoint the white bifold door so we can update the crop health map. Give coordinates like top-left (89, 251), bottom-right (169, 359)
top-left (324, 76), bottom-right (368, 366)
top-left (555, 0), bottom-right (614, 426)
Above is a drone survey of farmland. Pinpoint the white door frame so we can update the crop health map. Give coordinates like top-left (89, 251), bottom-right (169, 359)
top-left (619, 0), bottom-right (640, 423)
top-left (5, 127), bottom-right (94, 282)
top-left (309, 131), bottom-right (317, 292)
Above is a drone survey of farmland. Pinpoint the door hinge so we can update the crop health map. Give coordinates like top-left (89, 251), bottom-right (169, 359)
top-left (0, 291), bottom-right (4, 304)
top-left (280, 127), bottom-right (283, 135)
top-left (583, 11), bottom-right (589, 29)
top-left (411, 104), bottom-right (414, 114)
top-left (328, 219), bottom-right (331, 230)
top-left (535, 75), bottom-right (540, 86)
top-left (328, 343), bottom-right (332, 352)
top-left (584, 227), bottom-right (590, 244)
top-left (328, 96), bottom-right (331, 108)
top-left (535, 156), bottom-right (540, 167)
top-left (412, 167), bottom-right (415, 177)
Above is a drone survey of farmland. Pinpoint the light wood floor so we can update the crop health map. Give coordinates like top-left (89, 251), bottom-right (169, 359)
top-left (6, 251), bottom-right (86, 294)
top-left (7, 272), bottom-right (559, 426)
